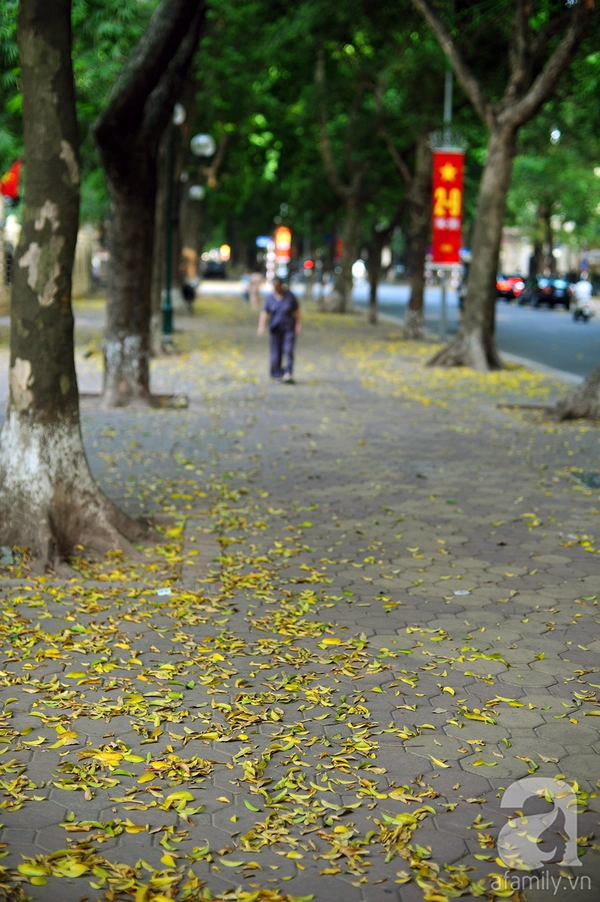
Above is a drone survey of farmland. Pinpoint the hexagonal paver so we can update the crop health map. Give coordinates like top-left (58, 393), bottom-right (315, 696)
top-left (459, 753), bottom-right (531, 780)
top-left (499, 669), bottom-right (557, 688)
top-left (2, 801), bottom-right (67, 830)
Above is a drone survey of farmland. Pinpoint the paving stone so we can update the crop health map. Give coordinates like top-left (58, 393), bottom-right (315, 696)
top-left (555, 754), bottom-right (600, 788)
top-left (499, 669), bottom-right (558, 688)
top-left (459, 753), bottom-right (531, 780)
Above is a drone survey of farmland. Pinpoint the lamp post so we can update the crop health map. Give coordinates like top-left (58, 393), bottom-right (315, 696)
top-left (162, 109), bottom-right (215, 340)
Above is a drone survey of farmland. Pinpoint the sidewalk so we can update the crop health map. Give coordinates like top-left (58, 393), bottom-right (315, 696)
top-left (0, 296), bottom-right (598, 902)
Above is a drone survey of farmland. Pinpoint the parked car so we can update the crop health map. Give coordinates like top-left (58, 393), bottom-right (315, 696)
top-left (496, 273), bottom-right (525, 300)
top-left (519, 276), bottom-right (572, 309)
top-left (203, 260), bottom-right (227, 279)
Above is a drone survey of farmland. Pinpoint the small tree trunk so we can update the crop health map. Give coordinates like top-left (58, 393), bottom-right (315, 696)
top-left (103, 158), bottom-right (155, 405)
top-left (330, 200), bottom-right (360, 313)
top-left (368, 240), bottom-right (381, 325)
top-left (404, 226), bottom-right (428, 340)
top-left (304, 265), bottom-right (315, 302)
top-left (543, 205), bottom-right (555, 275)
top-left (0, 0), bottom-right (146, 566)
top-left (404, 137), bottom-right (431, 340)
top-left (181, 193), bottom-right (205, 254)
top-left (429, 125), bottom-right (516, 370)
top-left (531, 232), bottom-right (543, 278)
top-left (555, 363), bottom-right (600, 420)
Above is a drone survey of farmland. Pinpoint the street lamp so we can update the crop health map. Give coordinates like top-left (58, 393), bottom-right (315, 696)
top-left (190, 133), bottom-right (216, 158)
top-left (162, 112), bottom-right (215, 340)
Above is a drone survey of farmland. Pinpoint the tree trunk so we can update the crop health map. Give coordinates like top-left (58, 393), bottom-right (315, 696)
top-left (0, 0), bottom-right (146, 566)
top-left (103, 152), bottom-right (155, 405)
top-left (93, 0), bottom-right (204, 406)
top-left (542, 204), bottom-right (555, 275)
top-left (330, 200), bottom-right (360, 313)
top-left (555, 363), bottom-right (600, 420)
top-left (404, 137), bottom-right (431, 340)
top-left (429, 126), bottom-right (516, 370)
top-left (368, 238), bottom-right (381, 325)
top-left (181, 193), bottom-right (205, 255)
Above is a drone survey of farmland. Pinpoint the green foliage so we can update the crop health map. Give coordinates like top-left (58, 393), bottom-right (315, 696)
top-left (508, 40), bottom-right (600, 250)
top-left (0, 0), bottom-right (21, 175)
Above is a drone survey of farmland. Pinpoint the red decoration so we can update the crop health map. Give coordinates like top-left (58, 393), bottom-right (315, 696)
top-left (431, 150), bottom-right (464, 265)
top-left (1, 159), bottom-right (22, 199)
top-left (274, 226), bottom-right (292, 263)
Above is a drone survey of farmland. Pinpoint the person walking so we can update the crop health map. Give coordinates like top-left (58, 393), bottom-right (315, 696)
top-left (257, 277), bottom-right (301, 383)
top-left (248, 271), bottom-right (263, 309)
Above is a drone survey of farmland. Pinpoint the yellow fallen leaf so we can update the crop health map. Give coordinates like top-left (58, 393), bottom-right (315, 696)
top-left (137, 772), bottom-right (156, 784)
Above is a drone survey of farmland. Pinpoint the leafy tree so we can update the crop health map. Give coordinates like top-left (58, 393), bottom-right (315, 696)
top-left (0, 0), bottom-right (145, 565)
top-left (508, 82), bottom-right (600, 271)
top-left (415, 0), bottom-right (594, 370)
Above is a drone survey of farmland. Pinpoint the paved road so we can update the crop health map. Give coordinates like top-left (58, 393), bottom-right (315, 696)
top-left (351, 283), bottom-right (600, 380)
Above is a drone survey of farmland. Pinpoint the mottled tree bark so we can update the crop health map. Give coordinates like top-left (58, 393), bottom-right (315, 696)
top-left (0, 0), bottom-right (146, 565)
top-left (93, 0), bottom-right (204, 406)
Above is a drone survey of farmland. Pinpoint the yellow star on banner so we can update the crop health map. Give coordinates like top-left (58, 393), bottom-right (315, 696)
top-left (439, 162), bottom-right (458, 182)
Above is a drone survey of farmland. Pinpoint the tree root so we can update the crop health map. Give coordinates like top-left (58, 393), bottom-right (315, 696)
top-left (553, 363), bottom-right (600, 421)
top-left (403, 309), bottom-right (425, 340)
top-left (427, 331), bottom-right (503, 371)
top-left (0, 486), bottom-right (153, 572)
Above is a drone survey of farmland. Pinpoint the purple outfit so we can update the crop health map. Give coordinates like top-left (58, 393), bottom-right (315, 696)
top-left (263, 289), bottom-right (299, 378)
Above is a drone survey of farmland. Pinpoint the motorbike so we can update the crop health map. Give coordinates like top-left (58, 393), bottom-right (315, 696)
top-left (573, 297), bottom-right (594, 322)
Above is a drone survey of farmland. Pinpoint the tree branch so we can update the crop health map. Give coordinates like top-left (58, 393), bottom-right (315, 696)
top-left (142, 8), bottom-right (204, 147)
top-left (205, 134), bottom-right (229, 189)
top-left (412, 0), bottom-right (493, 127)
top-left (530, 10), bottom-right (572, 64)
top-left (94, 0), bottom-right (205, 143)
top-left (505, 0), bottom-right (531, 105)
top-left (379, 126), bottom-right (412, 187)
top-left (315, 51), bottom-right (351, 201)
top-left (506, 0), bottom-right (594, 130)
top-left (343, 79), bottom-right (366, 178)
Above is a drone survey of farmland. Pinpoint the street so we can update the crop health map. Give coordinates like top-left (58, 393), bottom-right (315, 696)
top-left (352, 282), bottom-right (600, 380)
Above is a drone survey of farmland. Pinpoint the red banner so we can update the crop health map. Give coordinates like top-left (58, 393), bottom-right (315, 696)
top-left (1, 159), bottom-right (21, 199)
top-left (431, 150), bottom-right (464, 265)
